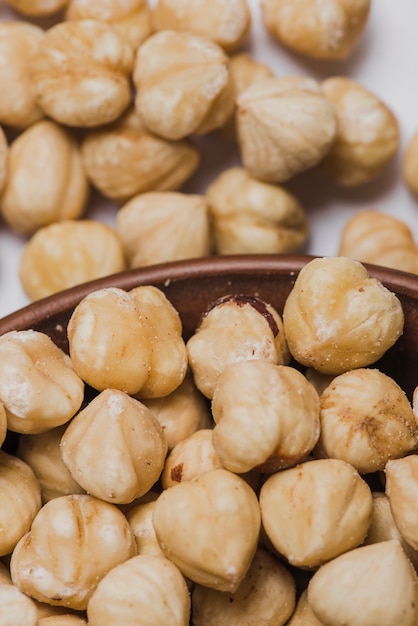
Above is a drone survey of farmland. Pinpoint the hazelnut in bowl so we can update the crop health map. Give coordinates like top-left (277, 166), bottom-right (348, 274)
top-left (1, 254), bottom-right (418, 626)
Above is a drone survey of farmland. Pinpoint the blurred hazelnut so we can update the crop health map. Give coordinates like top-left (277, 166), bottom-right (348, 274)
top-left (261, 0), bottom-right (371, 60)
top-left (38, 616), bottom-right (87, 625)
top-left (206, 167), bottom-right (309, 254)
top-left (0, 127), bottom-right (7, 196)
top-left (116, 191), bottom-right (212, 267)
top-left (385, 455), bottom-right (418, 552)
top-left (0, 583), bottom-right (38, 626)
top-left (403, 129), bottom-right (418, 198)
top-left (29, 20), bottom-right (134, 127)
top-left (287, 589), bottom-right (324, 626)
top-left (236, 76), bottom-right (337, 182)
top-left (81, 108), bottom-right (199, 203)
top-left (0, 120), bottom-right (89, 235)
top-left (0, 402), bottom-right (6, 449)
top-left (133, 30), bottom-right (235, 140)
top-left (319, 77), bottom-right (400, 186)
top-left (3, 0), bottom-right (69, 16)
top-left (282, 256), bottom-right (404, 375)
top-left (125, 498), bottom-right (166, 557)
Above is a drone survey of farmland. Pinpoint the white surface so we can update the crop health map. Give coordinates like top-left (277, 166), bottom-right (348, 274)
top-left (0, 0), bottom-right (418, 318)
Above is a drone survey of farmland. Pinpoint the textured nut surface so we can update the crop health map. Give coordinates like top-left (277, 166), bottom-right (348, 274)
top-left (261, 0), bottom-right (371, 60)
top-left (282, 257), bottom-right (404, 374)
top-left (0, 583), bottom-right (38, 626)
top-left (126, 499), bottom-right (165, 557)
top-left (0, 450), bottom-right (42, 556)
top-left (133, 30), bottom-right (234, 140)
top-left (0, 120), bottom-right (89, 235)
top-left (403, 129), bottom-right (418, 198)
top-left (307, 540), bottom-right (418, 626)
top-left (186, 294), bottom-right (290, 398)
top-left (0, 329), bottom-right (84, 434)
top-left (206, 167), bottom-right (308, 254)
top-left (0, 402), bottom-right (6, 449)
top-left (87, 554), bottom-right (190, 626)
top-left (237, 77), bottom-right (337, 182)
top-left (3, 0), bottom-right (69, 16)
top-left (151, 0), bottom-right (251, 52)
top-left (0, 126), bottom-right (7, 196)
top-left (29, 20), bottom-right (134, 127)
top-left (81, 109), bottom-right (199, 202)
top-left (10, 494), bottom-right (136, 610)
top-left (60, 389), bottom-right (168, 504)
top-left (385, 455), bottom-right (418, 551)
top-left (191, 548), bottom-right (296, 626)
top-left (37, 616), bottom-right (87, 625)
top-left (260, 458), bottom-right (373, 568)
top-left (153, 468), bottom-right (261, 592)
top-left (0, 21), bottom-right (44, 128)
top-left (319, 76), bottom-right (400, 186)
top-left (287, 589), bottom-right (324, 626)
top-left (116, 191), bottom-right (212, 267)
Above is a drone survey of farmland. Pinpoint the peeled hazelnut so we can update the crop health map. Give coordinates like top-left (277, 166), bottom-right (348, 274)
top-left (81, 108), bottom-right (199, 203)
top-left (66, 0), bottom-right (152, 50)
top-left (3, 0), bottom-right (69, 17)
top-left (0, 127), bottom-right (7, 196)
top-left (287, 589), bottom-right (324, 626)
top-left (403, 129), bottom-right (418, 198)
top-left (212, 361), bottom-right (320, 474)
top-left (186, 294), bottom-right (290, 399)
top-left (0, 22), bottom-right (44, 128)
top-left (153, 468), bottom-right (261, 592)
top-left (87, 554), bottom-right (191, 626)
top-left (0, 402), bottom-right (6, 449)
top-left (0, 583), bottom-right (38, 626)
top-left (0, 120), bottom-right (89, 236)
top-left (29, 20), bottom-right (134, 127)
top-left (260, 458), bottom-right (373, 569)
top-left (318, 369), bottom-right (418, 474)
top-left (0, 330), bottom-right (84, 435)
top-left (385, 455), bottom-right (418, 551)
top-left (133, 30), bottom-right (235, 140)
top-left (38, 616), bottom-right (87, 625)
top-left (338, 209), bottom-right (418, 274)
top-left (116, 191), bottom-right (212, 267)
top-left (191, 548), bottom-right (296, 626)
top-left (10, 494), bottom-right (136, 610)
top-left (151, 0), bottom-right (251, 53)
top-left (19, 220), bottom-right (127, 301)
top-left (206, 167), bottom-right (308, 255)
top-left (0, 450), bottom-right (42, 556)
top-left (282, 256), bottom-right (404, 375)
top-left (261, 0), bottom-right (371, 60)
top-left (126, 499), bottom-right (165, 557)
top-left (307, 540), bottom-right (418, 626)
top-left (319, 76), bottom-right (400, 186)
top-left (237, 76), bottom-right (337, 183)
top-left (60, 389), bottom-right (168, 504)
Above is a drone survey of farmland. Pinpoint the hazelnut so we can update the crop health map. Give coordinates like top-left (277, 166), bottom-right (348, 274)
top-left (319, 76), bottom-right (400, 186)
top-left (133, 30), bottom-right (235, 140)
top-left (29, 20), bottom-right (134, 127)
top-left (3, 0), bottom-right (69, 17)
top-left (206, 167), bottom-right (309, 255)
top-left (403, 129), bottom-right (418, 198)
top-left (0, 401), bottom-right (6, 449)
top-left (282, 256), bottom-right (404, 375)
top-left (0, 583), bottom-right (38, 626)
top-left (385, 455), bottom-right (418, 552)
top-left (0, 120), bottom-right (89, 236)
top-left (287, 589), bottom-right (324, 626)
top-left (0, 126), bottom-right (7, 196)
top-left (38, 616), bottom-right (87, 625)
top-left (116, 191), bottom-right (212, 267)
top-left (125, 498), bottom-right (165, 557)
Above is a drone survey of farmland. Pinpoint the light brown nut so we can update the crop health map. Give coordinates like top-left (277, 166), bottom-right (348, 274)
top-left (282, 256), bottom-right (404, 375)
top-left (0, 330), bottom-right (84, 435)
top-left (0, 450), bottom-right (42, 556)
top-left (0, 120), bottom-right (89, 236)
top-left (126, 498), bottom-right (165, 557)
top-left (66, 0), bottom-right (152, 50)
top-left (10, 494), bottom-right (136, 610)
top-left (403, 129), bottom-right (418, 199)
top-left (153, 468), bottom-right (261, 592)
top-left (81, 108), bottom-right (199, 203)
top-left (116, 191), bottom-right (212, 267)
top-left (338, 209), bottom-right (418, 274)
top-left (0, 402), bottom-right (6, 449)
top-left (29, 20), bottom-right (134, 127)
top-left (191, 547), bottom-right (296, 626)
top-left (38, 616), bottom-right (87, 625)
top-left (3, 0), bottom-right (69, 16)
top-left (133, 30), bottom-right (235, 140)
top-left (19, 220), bottom-right (127, 301)
top-left (287, 589), bottom-right (324, 626)
top-left (0, 583), bottom-right (38, 626)
top-left (319, 76), bottom-right (400, 186)
top-left (206, 167), bottom-right (309, 255)
top-left (211, 361), bottom-right (320, 474)
top-left (317, 369), bottom-right (418, 474)
top-left (143, 370), bottom-right (213, 451)
top-left (261, 0), bottom-right (371, 60)
top-left (259, 458), bottom-right (373, 568)
top-left (385, 455), bottom-right (418, 551)
top-left (60, 389), bottom-right (167, 504)
top-left (0, 127), bottom-right (7, 196)
top-left (161, 429), bottom-right (223, 489)
top-left (151, 0), bottom-right (251, 53)
top-left (87, 554), bottom-right (191, 626)
top-left (0, 22), bottom-right (44, 128)
top-left (18, 425), bottom-right (85, 504)
top-left (236, 77), bottom-right (337, 183)
top-left (186, 294), bottom-right (290, 399)
top-left (307, 540), bottom-right (418, 626)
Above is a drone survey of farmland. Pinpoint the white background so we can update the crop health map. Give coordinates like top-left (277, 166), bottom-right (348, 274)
top-left (0, 0), bottom-right (418, 318)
